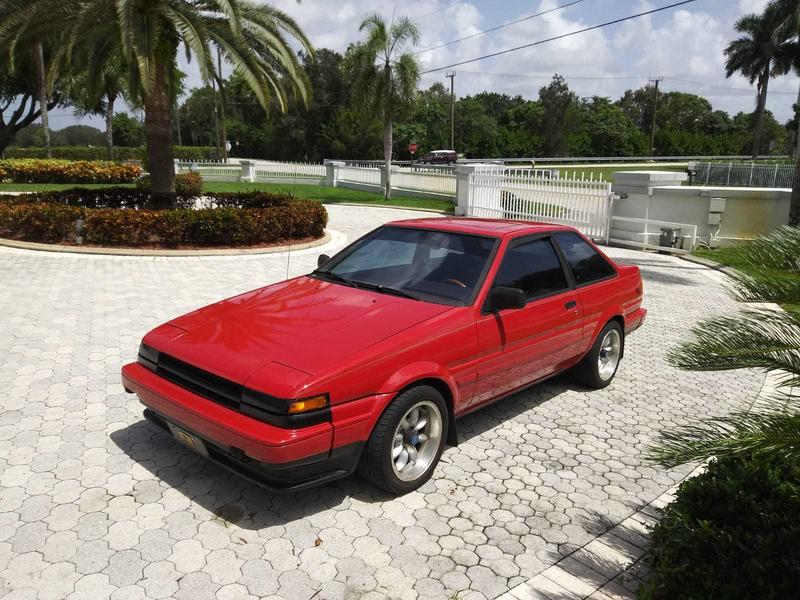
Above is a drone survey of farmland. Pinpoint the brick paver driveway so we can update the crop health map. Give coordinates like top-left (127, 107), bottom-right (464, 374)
top-left (0, 205), bottom-right (763, 600)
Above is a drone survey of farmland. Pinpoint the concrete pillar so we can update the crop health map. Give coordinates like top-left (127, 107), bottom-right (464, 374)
top-left (454, 163), bottom-right (505, 216)
top-left (239, 159), bottom-right (256, 183)
top-left (325, 160), bottom-right (345, 187)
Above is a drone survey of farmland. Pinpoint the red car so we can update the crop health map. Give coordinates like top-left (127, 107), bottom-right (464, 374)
top-left (122, 219), bottom-right (645, 495)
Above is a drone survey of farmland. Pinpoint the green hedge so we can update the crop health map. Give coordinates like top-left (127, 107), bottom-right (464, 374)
top-left (0, 159), bottom-right (141, 183)
top-left (0, 190), bottom-right (327, 248)
top-left (3, 146), bottom-right (220, 161)
top-left (639, 454), bottom-right (800, 599)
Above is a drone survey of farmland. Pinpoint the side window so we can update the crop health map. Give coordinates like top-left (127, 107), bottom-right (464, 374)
top-left (493, 238), bottom-right (568, 300)
top-left (554, 232), bottom-right (616, 285)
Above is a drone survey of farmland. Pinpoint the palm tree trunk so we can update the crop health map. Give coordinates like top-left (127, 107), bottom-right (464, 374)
top-left (105, 92), bottom-right (115, 161)
top-left (144, 61), bottom-right (176, 204)
top-left (34, 42), bottom-right (51, 159)
top-left (217, 50), bottom-right (228, 161)
top-left (383, 119), bottom-right (392, 200)
top-left (752, 66), bottom-right (770, 159)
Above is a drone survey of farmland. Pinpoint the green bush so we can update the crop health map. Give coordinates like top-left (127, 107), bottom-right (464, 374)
top-left (0, 190), bottom-right (327, 248)
top-left (639, 454), bottom-right (800, 600)
top-left (0, 159), bottom-right (141, 183)
top-left (136, 172), bottom-right (204, 196)
top-left (3, 145), bottom-right (220, 161)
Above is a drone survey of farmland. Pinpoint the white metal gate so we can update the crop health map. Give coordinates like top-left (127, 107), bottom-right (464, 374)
top-left (466, 171), bottom-right (613, 240)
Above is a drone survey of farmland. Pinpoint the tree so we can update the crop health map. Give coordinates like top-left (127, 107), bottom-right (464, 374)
top-left (538, 75), bottom-right (582, 156)
top-left (112, 113), bottom-right (145, 148)
top-left (724, 8), bottom-right (795, 158)
top-left (767, 0), bottom-right (800, 225)
top-left (68, 52), bottom-right (129, 159)
top-left (33, 42), bottom-right (51, 157)
top-left (0, 53), bottom-right (59, 155)
top-left (0, 0), bottom-right (312, 200)
top-left (347, 14), bottom-right (420, 198)
top-left (648, 227), bottom-right (800, 467)
top-left (583, 97), bottom-right (646, 157)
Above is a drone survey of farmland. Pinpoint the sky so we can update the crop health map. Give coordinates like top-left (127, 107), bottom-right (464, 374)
top-left (48, 0), bottom-right (800, 132)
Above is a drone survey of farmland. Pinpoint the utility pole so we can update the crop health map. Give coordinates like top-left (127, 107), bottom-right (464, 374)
top-left (648, 76), bottom-right (663, 158)
top-left (446, 71), bottom-right (456, 150)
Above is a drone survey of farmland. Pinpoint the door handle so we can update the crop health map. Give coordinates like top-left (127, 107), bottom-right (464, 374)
top-left (565, 300), bottom-right (577, 310)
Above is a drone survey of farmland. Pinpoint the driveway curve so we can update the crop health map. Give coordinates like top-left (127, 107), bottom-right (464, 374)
top-left (0, 205), bottom-right (764, 600)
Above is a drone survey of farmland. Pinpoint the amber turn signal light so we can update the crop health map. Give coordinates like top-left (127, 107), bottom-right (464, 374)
top-left (287, 395), bottom-right (328, 414)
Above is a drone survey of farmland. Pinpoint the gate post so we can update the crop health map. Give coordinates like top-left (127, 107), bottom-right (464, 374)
top-left (454, 163), bottom-right (504, 216)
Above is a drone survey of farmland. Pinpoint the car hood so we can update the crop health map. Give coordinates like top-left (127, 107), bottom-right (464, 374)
top-left (144, 275), bottom-right (452, 386)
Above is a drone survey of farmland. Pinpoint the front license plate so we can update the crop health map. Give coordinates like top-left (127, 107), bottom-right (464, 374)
top-left (167, 422), bottom-right (209, 457)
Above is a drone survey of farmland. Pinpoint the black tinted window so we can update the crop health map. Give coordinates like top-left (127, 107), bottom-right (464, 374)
top-left (493, 239), bottom-right (568, 299)
top-left (554, 232), bottom-right (615, 285)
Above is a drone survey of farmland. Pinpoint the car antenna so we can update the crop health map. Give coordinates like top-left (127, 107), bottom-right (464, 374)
top-left (285, 217), bottom-right (293, 280)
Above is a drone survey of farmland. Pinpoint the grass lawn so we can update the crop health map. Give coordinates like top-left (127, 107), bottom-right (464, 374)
top-left (0, 181), bottom-right (453, 212)
top-left (545, 163), bottom-right (688, 183)
top-left (695, 245), bottom-right (800, 316)
top-left (202, 182), bottom-right (452, 211)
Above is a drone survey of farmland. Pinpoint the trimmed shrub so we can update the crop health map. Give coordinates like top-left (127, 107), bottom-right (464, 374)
top-left (639, 454), bottom-right (800, 600)
top-left (0, 203), bottom-right (81, 243)
top-left (3, 145), bottom-right (219, 161)
top-left (0, 191), bottom-right (327, 248)
top-left (136, 171), bottom-right (203, 196)
top-left (0, 159), bottom-right (141, 184)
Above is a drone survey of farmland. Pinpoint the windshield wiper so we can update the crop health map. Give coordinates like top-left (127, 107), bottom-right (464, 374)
top-left (357, 282), bottom-right (421, 301)
top-left (311, 269), bottom-right (356, 288)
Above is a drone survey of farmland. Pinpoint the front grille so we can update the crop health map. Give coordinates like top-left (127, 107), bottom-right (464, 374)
top-left (156, 353), bottom-right (243, 410)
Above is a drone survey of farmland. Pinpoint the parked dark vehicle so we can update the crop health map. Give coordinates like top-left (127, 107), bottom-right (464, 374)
top-left (419, 150), bottom-right (457, 165)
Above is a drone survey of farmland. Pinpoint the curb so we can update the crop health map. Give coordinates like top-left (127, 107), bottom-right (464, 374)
top-left (326, 202), bottom-right (452, 214)
top-left (678, 253), bottom-right (740, 277)
top-left (0, 230), bottom-right (332, 257)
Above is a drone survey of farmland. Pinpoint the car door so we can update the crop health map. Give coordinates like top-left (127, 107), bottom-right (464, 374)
top-left (472, 236), bottom-right (584, 406)
top-left (551, 232), bottom-right (619, 351)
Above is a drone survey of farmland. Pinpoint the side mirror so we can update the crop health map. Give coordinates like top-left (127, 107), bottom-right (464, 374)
top-left (487, 286), bottom-right (526, 312)
top-left (317, 254), bottom-right (331, 268)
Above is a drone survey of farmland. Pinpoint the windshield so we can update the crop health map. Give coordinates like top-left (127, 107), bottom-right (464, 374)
top-left (315, 226), bottom-right (497, 305)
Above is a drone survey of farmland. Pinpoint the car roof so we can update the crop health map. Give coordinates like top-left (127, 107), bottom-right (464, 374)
top-left (385, 217), bottom-right (576, 238)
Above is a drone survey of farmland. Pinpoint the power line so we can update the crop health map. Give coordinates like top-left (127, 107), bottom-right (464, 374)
top-left (421, 0), bottom-right (698, 74)
top-left (456, 70), bottom-right (647, 81)
top-left (415, 0), bottom-right (587, 56)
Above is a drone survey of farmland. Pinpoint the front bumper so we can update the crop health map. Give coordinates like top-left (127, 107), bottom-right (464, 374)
top-left (121, 362), bottom-right (363, 492)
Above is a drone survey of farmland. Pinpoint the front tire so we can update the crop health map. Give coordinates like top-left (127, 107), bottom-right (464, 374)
top-left (357, 386), bottom-right (447, 495)
top-left (574, 321), bottom-right (624, 389)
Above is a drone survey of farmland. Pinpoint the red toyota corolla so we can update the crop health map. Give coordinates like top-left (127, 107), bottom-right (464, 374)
top-left (122, 218), bottom-right (645, 495)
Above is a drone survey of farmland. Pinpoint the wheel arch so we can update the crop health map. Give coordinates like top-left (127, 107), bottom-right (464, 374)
top-left (395, 377), bottom-right (459, 447)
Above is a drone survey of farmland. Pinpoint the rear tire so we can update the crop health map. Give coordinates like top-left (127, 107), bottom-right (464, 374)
top-left (357, 385), bottom-right (448, 495)
top-left (574, 321), bottom-right (624, 389)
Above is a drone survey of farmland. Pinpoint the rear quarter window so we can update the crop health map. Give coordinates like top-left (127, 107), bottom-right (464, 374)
top-left (554, 232), bottom-right (616, 285)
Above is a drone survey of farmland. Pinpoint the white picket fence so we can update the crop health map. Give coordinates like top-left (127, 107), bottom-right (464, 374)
top-left (253, 161), bottom-right (325, 181)
top-left (467, 171), bottom-right (613, 239)
top-left (392, 170), bottom-right (456, 196)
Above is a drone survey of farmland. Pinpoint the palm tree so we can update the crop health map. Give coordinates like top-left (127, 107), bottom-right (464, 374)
top-left (0, 0), bottom-right (311, 200)
top-left (348, 14), bottom-right (420, 199)
top-left (724, 8), bottom-right (795, 159)
top-left (648, 226), bottom-right (800, 467)
top-left (767, 0), bottom-right (800, 226)
top-left (33, 41), bottom-right (51, 158)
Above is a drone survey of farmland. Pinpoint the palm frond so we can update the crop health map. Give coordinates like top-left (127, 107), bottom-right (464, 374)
top-left (667, 308), bottom-right (800, 388)
top-left (731, 272), bottom-right (800, 304)
top-left (646, 409), bottom-right (800, 467)
top-left (744, 225), bottom-right (800, 272)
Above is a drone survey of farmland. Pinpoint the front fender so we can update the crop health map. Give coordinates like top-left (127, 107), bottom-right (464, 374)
top-left (379, 361), bottom-right (460, 407)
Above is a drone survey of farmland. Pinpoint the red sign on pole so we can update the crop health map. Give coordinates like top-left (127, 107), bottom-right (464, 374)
top-left (408, 142), bottom-right (418, 154)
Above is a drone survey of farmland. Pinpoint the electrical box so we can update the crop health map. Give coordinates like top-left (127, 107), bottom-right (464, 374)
top-left (709, 197), bottom-right (726, 213)
top-left (708, 213), bottom-right (722, 226)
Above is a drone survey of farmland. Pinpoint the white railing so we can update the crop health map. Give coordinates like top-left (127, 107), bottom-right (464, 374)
top-left (337, 165), bottom-right (382, 187)
top-left (467, 172), bottom-right (612, 239)
top-left (391, 170), bottom-right (456, 196)
top-left (254, 161), bottom-right (325, 181)
top-left (176, 161), bottom-right (242, 181)
top-left (688, 161), bottom-right (794, 188)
